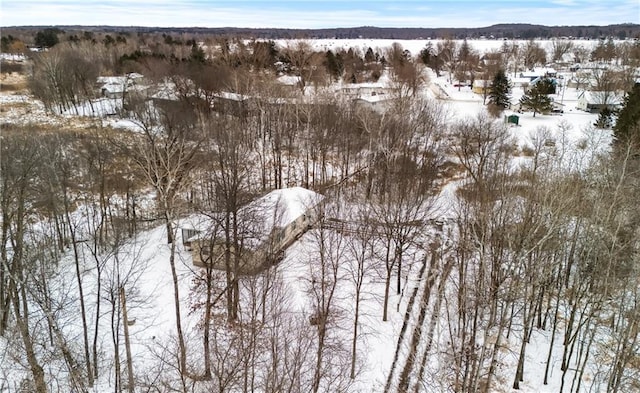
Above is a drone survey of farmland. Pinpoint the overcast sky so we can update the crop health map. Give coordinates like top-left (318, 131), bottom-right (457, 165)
top-left (2, 0), bottom-right (638, 28)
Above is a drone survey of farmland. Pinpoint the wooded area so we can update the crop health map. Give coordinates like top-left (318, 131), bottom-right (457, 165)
top-left (1, 28), bottom-right (639, 393)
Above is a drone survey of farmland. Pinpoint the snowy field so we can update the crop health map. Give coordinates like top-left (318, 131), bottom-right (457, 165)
top-left (274, 38), bottom-right (610, 56)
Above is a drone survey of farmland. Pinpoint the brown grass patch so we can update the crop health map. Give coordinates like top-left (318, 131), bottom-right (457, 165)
top-left (520, 146), bottom-right (535, 156)
top-left (439, 160), bottom-right (466, 179)
top-left (0, 83), bottom-right (25, 92)
top-left (0, 61), bottom-right (25, 74)
top-left (0, 100), bottom-right (30, 112)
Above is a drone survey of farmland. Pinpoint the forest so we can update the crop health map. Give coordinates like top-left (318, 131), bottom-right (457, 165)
top-left (1, 28), bottom-right (639, 393)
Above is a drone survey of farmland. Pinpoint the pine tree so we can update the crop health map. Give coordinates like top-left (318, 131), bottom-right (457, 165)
top-left (519, 79), bottom-right (554, 117)
top-left (488, 69), bottom-right (512, 109)
top-left (365, 47), bottom-right (375, 63)
top-left (594, 107), bottom-right (613, 129)
top-left (613, 82), bottom-right (640, 144)
top-left (324, 50), bottom-right (343, 82)
top-left (190, 42), bottom-right (206, 64)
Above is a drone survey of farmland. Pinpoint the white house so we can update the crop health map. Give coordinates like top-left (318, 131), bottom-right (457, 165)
top-left (519, 67), bottom-right (557, 81)
top-left (186, 187), bottom-right (324, 274)
top-left (339, 82), bottom-right (394, 98)
top-left (509, 76), bottom-right (533, 89)
top-left (354, 93), bottom-right (395, 113)
top-left (97, 73), bottom-right (145, 99)
top-left (576, 90), bottom-right (624, 113)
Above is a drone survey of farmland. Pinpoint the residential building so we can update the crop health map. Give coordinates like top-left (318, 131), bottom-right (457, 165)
top-left (184, 187), bottom-right (324, 275)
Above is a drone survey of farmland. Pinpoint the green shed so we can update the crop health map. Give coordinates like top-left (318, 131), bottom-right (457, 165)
top-left (505, 114), bottom-right (519, 126)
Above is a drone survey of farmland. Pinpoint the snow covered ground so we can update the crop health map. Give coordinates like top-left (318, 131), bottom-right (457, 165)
top-left (0, 39), bottom-right (621, 392)
top-left (273, 38), bottom-right (609, 57)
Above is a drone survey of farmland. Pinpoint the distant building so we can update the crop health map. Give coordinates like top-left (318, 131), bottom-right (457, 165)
top-left (338, 82), bottom-right (394, 98)
top-left (576, 90), bottom-right (623, 113)
top-left (472, 79), bottom-right (492, 94)
top-left (97, 73), bottom-right (145, 99)
top-left (519, 67), bottom-right (557, 81)
top-left (213, 91), bottom-right (255, 117)
top-left (354, 92), bottom-right (395, 113)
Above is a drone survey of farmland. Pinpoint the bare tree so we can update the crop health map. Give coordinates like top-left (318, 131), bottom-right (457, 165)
top-left (0, 132), bottom-right (48, 393)
top-left (386, 42), bottom-right (425, 98)
top-left (344, 204), bottom-right (377, 379)
top-left (550, 39), bottom-right (574, 63)
top-left (121, 95), bottom-right (204, 378)
top-left (523, 40), bottom-right (547, 69)
top-left (306, 198), bottom-right (351, 393)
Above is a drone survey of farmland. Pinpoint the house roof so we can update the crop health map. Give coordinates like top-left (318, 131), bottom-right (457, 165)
top-left (101, 83), bottom-right (126, 94)
top-left (510, 77), bottom-right (534, 85)
top-left (355, 94), bottom-right (394, 104)
top-left (578, 90), bottom-right (624, 105)
top-left (216, 91), bottom-right (250, 102)
top-left (184, 187), bottom-right (324, 247)
top-left (247, 187), bottom-right (324, 230)
top-left (520, 67), bottom-right (557, 79)
top-left (277, 75), bottom-right (301, 86)
top-left (150, 81), bottom-right (180, 101)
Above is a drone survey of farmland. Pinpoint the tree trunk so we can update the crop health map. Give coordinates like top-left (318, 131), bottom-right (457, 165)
top-left (120, 287), bottom-right (135, 393)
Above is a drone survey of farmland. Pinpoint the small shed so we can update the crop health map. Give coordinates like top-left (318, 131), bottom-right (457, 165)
top-left (505, 114), bottom-right (519, 126)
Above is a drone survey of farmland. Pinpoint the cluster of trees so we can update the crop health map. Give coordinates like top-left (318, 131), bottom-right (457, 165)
top-left (436, 114), bottom-right (640, 393)
top-left (0, 34), bottom-right (27, 53)
top-left (4, 46), bottom-right (446, 391)
top-left (3, 32), bottom-right (640, 393)
top-left (28, 36), bottom-right (428, 118)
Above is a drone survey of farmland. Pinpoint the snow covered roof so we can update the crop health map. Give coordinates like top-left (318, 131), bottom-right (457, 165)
top-left (97, 76), bottom-right (124, 85)
top-left (355, 94), bottom-right (394, 104)
top-left (578, 90), bottom-right (624, 105)
top-left (520, 67), bottom-right (557, 79)
top-left (150, 81), bottom-right (179, 101)
top-left (537, 67), bottom-right (557, 74)
top-left (216, 91), bottom-right (250, 102)
top-left (246, 187), bottom-right (324, 230)
top-left (510, 77), bottom-right (534, 86)
top-left (98, 74), bottom-right (146, 94)
top-left (185, 187), bottom-right (324, 246)
top-left (341, 82), bottom-right (386, 90)
top-left (101, 83), bottom-right (126, 94)
top-left (277, 75), bottom-right (301, 86)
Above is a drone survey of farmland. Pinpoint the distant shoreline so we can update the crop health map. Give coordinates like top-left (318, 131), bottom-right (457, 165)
top-left (3, 23), bottom-right (639, 40)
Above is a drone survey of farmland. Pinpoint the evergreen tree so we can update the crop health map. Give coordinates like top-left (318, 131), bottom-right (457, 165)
top-left (1, 35), bottom-right (15, 52)
top-left (613, 82), bottom-right (640, 144)
top-left (364, 47), bottom-right (375, 63)
top-left (324, 50), bottom-right (343, 82)
top-left (34, 28), bottom-right (60, 48)
top-left (488, 69), bottom-right (511, 109)
top-left (594, 107), bottom-right (613, 129)
top-left (419, 42), bottom-right (442, 76)
top-left (519, 79), bottom-right (554, 117)
top-left (190, 42), bottom-right (206, 63)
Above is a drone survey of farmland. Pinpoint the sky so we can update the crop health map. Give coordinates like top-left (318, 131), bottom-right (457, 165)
top-left (1, 0), bottom-right (638, 29)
